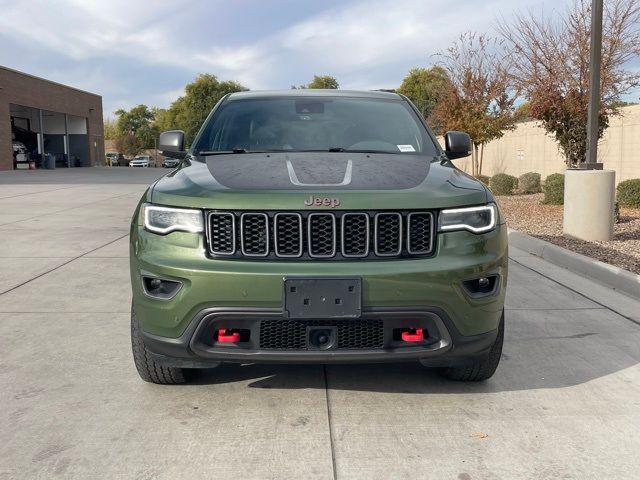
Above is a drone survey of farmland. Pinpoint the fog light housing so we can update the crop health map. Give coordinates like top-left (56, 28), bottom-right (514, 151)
top-left (142, 276), bottom-right (182, 300)
top-left (461, 275), bottom-right (499, 298)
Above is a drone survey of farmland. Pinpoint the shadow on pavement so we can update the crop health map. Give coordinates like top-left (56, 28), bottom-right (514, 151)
top-left (188, 317), bottom-right (640, 394)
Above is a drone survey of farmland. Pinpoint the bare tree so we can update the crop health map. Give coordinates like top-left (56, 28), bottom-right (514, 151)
top-left (498, 0), bottom-right (640, 167)
top-left (435, 33), bottom-right (518, 176)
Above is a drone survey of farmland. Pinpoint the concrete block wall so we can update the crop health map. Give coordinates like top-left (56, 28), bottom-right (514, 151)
top-left (458, 104), bottom-right (640, 184)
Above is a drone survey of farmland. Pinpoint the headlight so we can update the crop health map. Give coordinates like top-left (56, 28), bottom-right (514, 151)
top-left (439, 204), bottom-right (497, 234)
top-left (142, 203), bottom-right (204, 234)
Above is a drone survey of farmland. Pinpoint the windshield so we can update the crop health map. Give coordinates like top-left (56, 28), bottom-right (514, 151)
top-left (193, 97), bottom-right (438, 155)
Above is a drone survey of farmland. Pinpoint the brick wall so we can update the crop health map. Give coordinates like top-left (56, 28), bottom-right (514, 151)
top-left (0, 66), bottom-right (104, 171)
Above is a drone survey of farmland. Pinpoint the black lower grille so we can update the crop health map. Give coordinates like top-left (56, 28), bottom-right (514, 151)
top-left (259, 319), bottom-right (384, 350)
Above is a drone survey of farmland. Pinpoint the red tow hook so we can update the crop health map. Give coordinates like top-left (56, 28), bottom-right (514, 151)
top-left (401, 328), bottom-right (424, 342)
top-left (217, 329), bottom-right (241, 343)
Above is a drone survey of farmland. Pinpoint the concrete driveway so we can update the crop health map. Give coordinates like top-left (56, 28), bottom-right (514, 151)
top-left (1, 168), bottom-right (639, 480)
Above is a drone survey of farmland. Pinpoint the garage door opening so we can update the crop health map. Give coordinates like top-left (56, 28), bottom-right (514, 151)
top-left (10, 104), bottom-right (39, 169)
top-left (10, 104), bottom-right (89, 169)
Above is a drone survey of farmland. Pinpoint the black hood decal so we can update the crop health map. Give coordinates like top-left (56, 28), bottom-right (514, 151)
top-left (205, 152), bottom-right (430, 190)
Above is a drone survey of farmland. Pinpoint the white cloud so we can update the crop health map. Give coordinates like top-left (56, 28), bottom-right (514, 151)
top-left (2, 0), bottom-right (590, 114)
top-left (149, 87), bottom-right (187, 108)
top-left (182, 0), bottom-right (536, 89)
top-left (0, 0), bottom-right (193, 64)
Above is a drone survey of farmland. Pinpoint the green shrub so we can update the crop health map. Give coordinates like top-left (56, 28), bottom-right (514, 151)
top-left (614, 201), bottom-right (620, 224)
top-left (489, 173), bottom-right (518, 195)
top-left (617, 179), bottom-right (640, 208)
top-left (542, 173), bottom-right (565, 204)
top-left (518, 172), bottom-right (542, 194)
top-left (474, 174), bottom-right (490, 186)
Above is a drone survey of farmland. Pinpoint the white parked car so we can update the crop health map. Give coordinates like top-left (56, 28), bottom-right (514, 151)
top-left (162, 157), bottom-right (180, 168)
top-left (129, 155), bottom-right (151, 167)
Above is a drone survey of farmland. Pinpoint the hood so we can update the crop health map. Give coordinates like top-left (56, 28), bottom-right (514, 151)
top-left (150, 152), bottom-right (487, 210)
top-left (206, 152), bottom-right (428, 190)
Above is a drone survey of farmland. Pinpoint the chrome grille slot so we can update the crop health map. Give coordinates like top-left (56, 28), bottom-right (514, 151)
top-left (341, 213), bottom-right (369, 257)
top-left (240, 213), bottom-right (269, 256)
top-left (274, 213), bottom-right (303, 257)
top-left (308, 213), bottom-right (336, 258)
top-left (374, 213), bottom-right (402, 256)
top-left (407, 212), bottom-right (434, 255)
top-left (208, 212), bottom-right (235, 255)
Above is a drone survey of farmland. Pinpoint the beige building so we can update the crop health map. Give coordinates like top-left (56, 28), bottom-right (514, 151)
top-left (456, 104), bottom-right (640, 184)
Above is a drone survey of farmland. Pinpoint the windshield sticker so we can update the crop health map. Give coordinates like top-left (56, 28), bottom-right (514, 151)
top-left (397, 145), bottom-right (415, 152)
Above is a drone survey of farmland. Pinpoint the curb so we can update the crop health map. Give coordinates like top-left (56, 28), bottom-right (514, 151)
top-left (508, 229), bottom-right (640, 299)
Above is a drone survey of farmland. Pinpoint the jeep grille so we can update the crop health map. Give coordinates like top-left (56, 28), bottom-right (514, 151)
top-left (206, 211), bottom-right (434, 260)
top-left (209, 213), bottom-right (235, 255)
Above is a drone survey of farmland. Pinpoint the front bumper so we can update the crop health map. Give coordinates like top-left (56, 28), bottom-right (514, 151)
top-left (141, 306), bottom-right (499, 367)
top-left (130, 221), bottom-right (507, 366)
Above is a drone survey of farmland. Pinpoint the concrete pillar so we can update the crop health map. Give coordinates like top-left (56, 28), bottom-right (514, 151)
top-left (64, 113), bottom-right (70, 168)
top-left (38, 109), bottom-right (44, 156)
top-left (563, 169), bottom-right (616, 241)
top-left (0, 97), bottom-right (11, 171)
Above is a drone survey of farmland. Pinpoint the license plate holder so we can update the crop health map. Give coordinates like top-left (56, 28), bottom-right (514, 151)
top-left (284, 277), bottom-right (362, 318)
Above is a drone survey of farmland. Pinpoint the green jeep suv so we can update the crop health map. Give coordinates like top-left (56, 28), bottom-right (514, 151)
top-left (130, 90), bottom-right (507, 384)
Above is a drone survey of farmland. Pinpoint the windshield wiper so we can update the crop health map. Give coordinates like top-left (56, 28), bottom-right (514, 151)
top-left (278, 147), bottom-right (381, 153)
top-left (196, 148), bottom-right (407, 155)
top-left (279, 148), bottom-right (346, 153)
top-left (343, 149), bottom-right (401, 154)
top-left (195, 148), bottom-right (252, 155)
top-left (320, 147), bottom-right (397, 153)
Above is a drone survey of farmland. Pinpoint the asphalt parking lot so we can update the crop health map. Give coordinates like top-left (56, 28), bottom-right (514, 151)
top-left (1, 168), bottom-right (639, 480)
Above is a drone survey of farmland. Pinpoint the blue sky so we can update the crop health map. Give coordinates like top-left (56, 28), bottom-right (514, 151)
top-left (1, 0), bottom-right (638, 117)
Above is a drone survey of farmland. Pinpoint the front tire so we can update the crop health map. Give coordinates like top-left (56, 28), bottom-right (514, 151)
top-left (438, 312), bottom-right (504, 382)
top-left (131, 304), bottom-right (187, 384)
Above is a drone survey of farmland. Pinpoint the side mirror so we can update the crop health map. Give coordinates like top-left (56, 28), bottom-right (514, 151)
top-left (159, 130), bottom-right (186, 159)
top-left (444, 131), bottom-right (472, 159)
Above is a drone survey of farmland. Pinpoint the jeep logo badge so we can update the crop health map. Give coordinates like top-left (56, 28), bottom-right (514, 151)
top-left (304, 195), bottom-right (340, 208)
